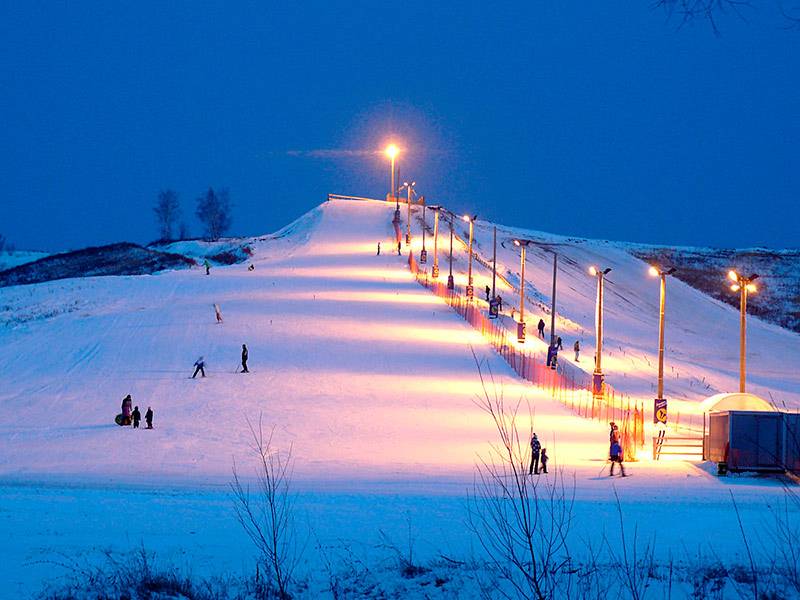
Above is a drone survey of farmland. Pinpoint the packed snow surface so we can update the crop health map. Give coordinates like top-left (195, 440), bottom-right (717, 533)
top-left (2, 199), bottom-right (799, 595)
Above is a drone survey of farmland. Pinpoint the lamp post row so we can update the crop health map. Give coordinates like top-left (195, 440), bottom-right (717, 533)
top-left (382, 144), bottom-right (757, 413)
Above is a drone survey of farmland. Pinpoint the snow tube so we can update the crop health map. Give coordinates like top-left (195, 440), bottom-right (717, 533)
top-left (115, 413), bottom-right (130, 426)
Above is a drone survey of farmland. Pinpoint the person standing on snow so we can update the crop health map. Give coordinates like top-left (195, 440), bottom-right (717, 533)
top-left (121, 395), bottom-right (133, 426)
top-left (145, 407), bottom-right (154, 429)
top-left (529, 433), bottom-right (541, 475)
top-left (537, 319), bottom-right (546, 339)
top-left (496, 295), bottom-right (503, 311)
top-left (377, 242), bottom-right (381, 255)
top-left (204, 259), bottom-right (211, 275)
top-left (610, 440), bottom-right (626, 477)
top-left (485, 285), bottom-right (491, 301)
top-left (574, 340), bottom-right (580, 362)
top-left (556, 336), bottom-right (563, 351)
top-left (540, 448), bottom-right (549, 474)
top-left (192, 357), bottom-right (206, 378)
top-left (397, 241), bottom-right (402, 256)
top-left (241, 344), bottom-right (249, 373)
top-left (132, 406), bottom-right (141, 429)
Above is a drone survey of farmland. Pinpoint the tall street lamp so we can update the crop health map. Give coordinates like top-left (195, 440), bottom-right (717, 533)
top-left (429, 205), bottom-right (441, 278)
top-left (462, 214), bottom-right (477, 300)
top-left (420, 202), bottom-right (428, 264)
top-left (513, 239), bottom-right (532, 342)
top-left (385, 144), bottom-right (399, 221)
top-left (728, 270), bottom-right (759, 393)
top-left (447, 216), bottom-right (455, 290)
top-left (400, 181), bottom-right (416, 246)
top-left (649, 265), bottom-right (676, 423)
top-left (589, 265), bottom-right (612, 398)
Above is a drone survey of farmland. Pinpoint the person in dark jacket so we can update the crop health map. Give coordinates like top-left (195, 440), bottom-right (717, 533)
top-left (610, 441), bottom-right (626, 477)
top-left (574, 340), bottom-right (580, 362)
top-left (145, 407), bottom-right (154, 429)
top-left (192, 357), bottom-right (206, 378)
top-left (204, 259), bottom-right (211, 275)
top-left (241, 344), bottom-right (249, 373)
top-left (529, 433), bottom-right (541, 475)
top-left (485, 285), bottom-right (491, 301)
top-left (556, 336), bottom-right (563, 351)
top-left (397, 241), bottom-right (402, 256)
top-left (540, 448), bottom-right (549, 474)
top-left (132, 406), bottom-right (141, 429)
top-left (377, 242), bottom-right (381, 255)
top-left (121, 395), bottom-right (133, 426)
top-left (496, 295), bottom-right (503, 311)
top-left (537, 319), bottom-right (546, 339)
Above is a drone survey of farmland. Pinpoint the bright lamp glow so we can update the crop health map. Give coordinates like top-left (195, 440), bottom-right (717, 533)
top-left (649, 266), bottom-right (659, 277)
top-left (589, 266), bottom-right (598, 276)
top-left (731, 284), bottom-right (740, 292)
top-left (728, 270), bottom-right (738, 282)
top-left (746, 283), bottom-right (757, 293)
top-left (385, 144), bottom-right (399, 159)
top-left (462, 215), bottom-right (470, 222)
top-left (513, 239), bottom-right (520, 246)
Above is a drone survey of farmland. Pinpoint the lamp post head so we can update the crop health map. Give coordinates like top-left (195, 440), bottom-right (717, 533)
top-left (589, 266), bottom-right (597, 276)
top-left (385, 144), bottom-right (399, 160)
top-left (648, 266), bottom-right (659, 277)
top-left (728, 270), bottom-right (739, 283)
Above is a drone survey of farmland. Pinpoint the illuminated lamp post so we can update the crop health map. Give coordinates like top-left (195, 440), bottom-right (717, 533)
top-left (419, 200), bottom-right (427, 263)
top-left (462, 214), bottom-right (477, 300)
top-left (429, 205), bottom-right (441, 278)
top-left (589, 265), bottom-right (612, 398)
top-left (447, 217), bottom-right (455, 290)
top-left (400, 181), bottom-right (416, 246)
top-left (513, 239), bottom-right (532, 342)
top-left (649, 265), bottom-right (676, 423)
top-left (728, 270), bottom-right (759, 393)
top-left (385, 144), bottom-right (399, 222)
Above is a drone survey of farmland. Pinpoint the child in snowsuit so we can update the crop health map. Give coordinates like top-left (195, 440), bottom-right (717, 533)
top-left (132, 406), bottom-right (141, 429)
top-left (540, 448), bottom-right (549, 474)
top-left (192, 357), bottom-right (206, 378)
top-left (610, 441), bottom-right (626, 477)
top-left (145, 407), bottom-right (153, 429)
top-left (529, 433), bottom-right (541, 475)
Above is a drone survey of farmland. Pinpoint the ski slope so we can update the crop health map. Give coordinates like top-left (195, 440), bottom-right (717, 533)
top-left (3, 198), bottom-right (800, 595)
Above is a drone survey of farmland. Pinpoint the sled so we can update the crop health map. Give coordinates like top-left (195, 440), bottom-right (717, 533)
top-left (115, 413), bottom-right (131, 426)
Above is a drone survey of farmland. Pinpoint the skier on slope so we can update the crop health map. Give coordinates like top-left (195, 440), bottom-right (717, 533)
top-left (145, 407), bottom-right (154, 429)
top-left (537, 319), bottom-right (546, 339)
top-left (574, 340), bottom-right (580, 362)
top-left (397, 241), bottom-right (402, 256)
top-left (377, 242), bottom-right (381, 255)
top-left (556, 336), bottom-right (563, 351)
top-left (241, 344), bottom-right (249, 373)
top-left (132, 405), bottom-right (141, 429)
top-left (610, 440), bottom-right (626, 477)
top-left (192, 357), bottom-right (206, 378)
top-left (529, 433), bottom-right (541, 475)
top-left (485, 285), bottom-right (491, 301)
top-left (204, 259), bottom-right (211, 275)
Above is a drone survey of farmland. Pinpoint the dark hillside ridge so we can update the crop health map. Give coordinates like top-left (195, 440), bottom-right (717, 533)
top-left (630, 246), bottom-right (800, 334)
top-left (0, 243), bottom-right (196, 287)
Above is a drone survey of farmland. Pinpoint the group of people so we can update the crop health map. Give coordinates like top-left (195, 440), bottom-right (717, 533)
top-left (528, 433), bottom-right (550, 475)
top-left (120, 394), bottom-right (153, 429)
top-left (191, 344), bottom-right (249, 378)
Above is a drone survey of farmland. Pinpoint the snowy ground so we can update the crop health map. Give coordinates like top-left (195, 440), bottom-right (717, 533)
top-left (2, 199), bottom-right (799, 596)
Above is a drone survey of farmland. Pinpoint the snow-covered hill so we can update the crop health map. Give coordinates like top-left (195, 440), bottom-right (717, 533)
top-left (4, 198), bottom-right (800, 596)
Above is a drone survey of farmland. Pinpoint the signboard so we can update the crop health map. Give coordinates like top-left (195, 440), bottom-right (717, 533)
top-left (654, 398), bottom-right (668, 425)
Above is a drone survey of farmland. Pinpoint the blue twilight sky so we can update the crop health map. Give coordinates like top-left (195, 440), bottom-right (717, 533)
top-left (1, 2), bottom-right (798, 252)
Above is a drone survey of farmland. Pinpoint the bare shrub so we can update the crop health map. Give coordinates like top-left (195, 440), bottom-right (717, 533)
top-left (230, 415), bottom-right (299, 599)
top-left (604, 486), bottom-right (655, 600)
top-left (466, 350), bottom-right (576, 599)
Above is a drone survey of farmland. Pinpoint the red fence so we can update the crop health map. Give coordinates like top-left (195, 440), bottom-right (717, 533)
top-left (408, 250), bottom-right (645, 459)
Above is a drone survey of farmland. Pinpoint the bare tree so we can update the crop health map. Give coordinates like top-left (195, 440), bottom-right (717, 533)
top-left (153, 189), bottom-right (181, 241)
top-left (467, 350), bottom-right (576, 600)
top-left (196, 187), bottom-right (232, 241)
top-left (655, 0), bottom-right (752, 33)
top-left (230, 415), bottom-right (299, 599)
